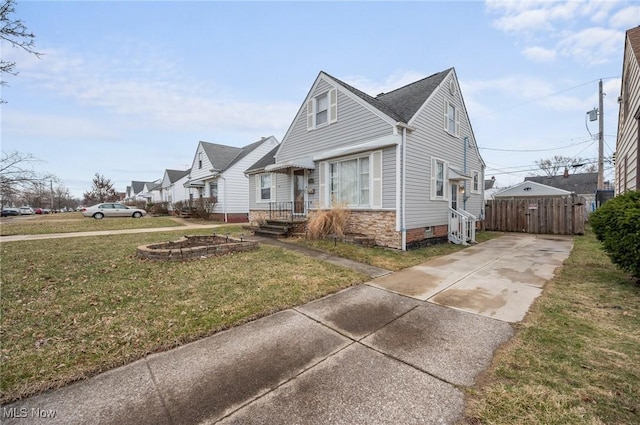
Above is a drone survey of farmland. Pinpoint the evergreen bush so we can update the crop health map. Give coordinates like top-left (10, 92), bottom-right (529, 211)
top-left (589, 191), bottom-right (640, 279)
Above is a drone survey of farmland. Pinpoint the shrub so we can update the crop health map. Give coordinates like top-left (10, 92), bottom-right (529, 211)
top-left (307, 202), bottom-right (350, 239)
top-left (589, 191), bottom-right (640, 279)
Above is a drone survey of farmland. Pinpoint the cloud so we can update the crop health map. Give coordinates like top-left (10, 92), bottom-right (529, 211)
top-left (485, 0), bottom-right (629, 65)
top-left (522, 46), bottom-right (557, 62)
top-left (10, 46), bottom-right (299, 138)
top-left (610, 6), bottom-right (640, 28)
top-left (557, 27), bottom-right (625, 66)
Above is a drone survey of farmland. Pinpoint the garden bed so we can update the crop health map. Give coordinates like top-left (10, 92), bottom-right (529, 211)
top-left (137, 235), bottom-right (258, 261)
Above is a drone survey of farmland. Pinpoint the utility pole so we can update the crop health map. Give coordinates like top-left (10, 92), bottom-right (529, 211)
top-left (598, 79), bottom-right (604, 189)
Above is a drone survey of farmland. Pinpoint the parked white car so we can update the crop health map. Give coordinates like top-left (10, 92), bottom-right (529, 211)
top-left (19, 207), bottom-right (34, 215)
top-left (81, 203), bottom-right (147, 220)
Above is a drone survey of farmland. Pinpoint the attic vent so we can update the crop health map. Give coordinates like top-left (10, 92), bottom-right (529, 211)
top-left (377, 92), bottom-right (385, 97)
top-left (523, 186), bottom-right (532, 191)
top-left (449, 80), bottom-right (456, 95)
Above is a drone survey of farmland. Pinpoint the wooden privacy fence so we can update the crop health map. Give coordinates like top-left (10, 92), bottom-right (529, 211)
top-left (484, 197), bottom-right (586, 235)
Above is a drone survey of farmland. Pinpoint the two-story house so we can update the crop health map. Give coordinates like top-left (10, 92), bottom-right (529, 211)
top-left (246, 68), bottom-right (485, 250)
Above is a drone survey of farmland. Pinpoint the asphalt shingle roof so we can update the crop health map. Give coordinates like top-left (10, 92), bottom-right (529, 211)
top-left (165, 169), bottom-right (190, 183)
top-left (525, 172), bottom-right (598, 195)
top-left (325, 68), bottom-right (452, 123)
top-left (245, 144), bottom-right (279, 174)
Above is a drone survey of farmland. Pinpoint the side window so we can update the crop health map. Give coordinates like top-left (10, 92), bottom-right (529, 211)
top-left (443, 100), bottom-right (459, 136)
top-left (430, 158), bottom-right (449, 201)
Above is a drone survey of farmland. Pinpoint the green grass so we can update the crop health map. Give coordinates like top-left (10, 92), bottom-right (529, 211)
top-left (291, 230), bottom-right (502, 271)
top-left (0, 213), bottom-right (185, 236)
top-left (463, 229), bottom-right (640, 425)
top-left (0, 227), bottom-right (367, 403)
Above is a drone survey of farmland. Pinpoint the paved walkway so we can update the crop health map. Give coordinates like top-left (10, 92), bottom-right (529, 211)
top-left (1, 233), bottom-right (573, 424)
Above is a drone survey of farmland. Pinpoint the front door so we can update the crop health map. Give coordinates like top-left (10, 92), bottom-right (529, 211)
top-left (293, 169), bottom-right (306, 215)
top-left (450, 184), bottom-right (458, 211)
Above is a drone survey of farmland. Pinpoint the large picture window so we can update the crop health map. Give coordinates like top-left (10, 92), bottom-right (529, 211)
top-left (329, 156), bottom-right (370, 207)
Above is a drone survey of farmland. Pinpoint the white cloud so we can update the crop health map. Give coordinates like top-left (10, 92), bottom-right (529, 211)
top-left (609, 6), bottom-right (640, 28)
top-left (9, 46), bottom-right (298, 138)
top-left (557, 27), bottom-right (625, 66)
top-left (522, 46), bottom-right (557, 62)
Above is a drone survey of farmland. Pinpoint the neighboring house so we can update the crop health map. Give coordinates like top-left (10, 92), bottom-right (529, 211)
top-left (493, 181), bottom-right (572, 198)
top-left (127, 181), bottom-right (155, 202)
top-left (161, 169), bottom-right (190, 208)
top-left (144, 182), bottom-right (163, 203)
top-left (184, 136), bottom-right (280, 222)
top-left (246, 68), bottom-right (485, 250)
top-left (525, 171), bottom-right (599, 211)
top-left (616, 26), bottom-right (640, 193)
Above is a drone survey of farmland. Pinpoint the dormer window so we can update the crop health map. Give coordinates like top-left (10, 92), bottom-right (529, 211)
top-left (316, 92), bottom-right (329, 126)
top-left (307, 88), bottom-right (337, 130)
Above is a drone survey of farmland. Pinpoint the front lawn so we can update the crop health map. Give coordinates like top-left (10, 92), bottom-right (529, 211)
top-left (0, 227), bottom-right (368, 403)
top-left (0, 213), bottom-right (184, 236)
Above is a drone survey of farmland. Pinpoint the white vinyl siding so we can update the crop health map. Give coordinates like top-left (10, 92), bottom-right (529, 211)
top-left (307, 88), bottom-right (337, 131)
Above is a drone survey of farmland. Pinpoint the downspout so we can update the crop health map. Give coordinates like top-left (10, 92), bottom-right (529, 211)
top-left (396, 122), bottom-right (414, 251)
top-left (221, 176), bottom-right (227, 222)
top-left (463, 136), bottom-right (468, 210)
top-left (402, 126), bottom-right (407, 251)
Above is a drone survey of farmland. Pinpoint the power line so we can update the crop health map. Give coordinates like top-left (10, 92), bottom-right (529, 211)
top-left (479, 138), bottom-right (593, 152)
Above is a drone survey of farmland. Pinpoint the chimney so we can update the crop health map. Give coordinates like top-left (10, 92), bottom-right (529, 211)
top-left (563, 167), bottom-right (569, 178)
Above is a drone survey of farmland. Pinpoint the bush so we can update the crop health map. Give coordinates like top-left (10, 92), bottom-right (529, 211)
top-left (589, 191), bottom-right (640, 278)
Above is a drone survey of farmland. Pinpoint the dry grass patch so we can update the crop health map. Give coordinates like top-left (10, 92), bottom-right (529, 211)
top-left (0, 227), bottom-right (367, 403)
top-left (463, 229), bottom-right (640, 425)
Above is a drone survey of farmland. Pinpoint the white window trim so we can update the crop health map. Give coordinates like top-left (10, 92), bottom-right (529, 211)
top-left (318, 150), bottom-right (382, 209)
top-left (443, 99), bottom-right (460, 137)
top-left (471, 170), bottom-right (480, 194)
top-left (255, 173), bottom-right (275, 203)
top-left (307, 88), bottom-right (337, 131)
top-left (430, 157), bottom-right (449, 201)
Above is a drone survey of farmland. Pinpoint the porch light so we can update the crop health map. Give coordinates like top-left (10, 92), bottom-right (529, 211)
top-left (459, 186), bottom-right (465, 194)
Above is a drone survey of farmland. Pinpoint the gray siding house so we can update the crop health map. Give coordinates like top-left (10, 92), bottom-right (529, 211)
top-left (246, 69), bottom-right (485, 250)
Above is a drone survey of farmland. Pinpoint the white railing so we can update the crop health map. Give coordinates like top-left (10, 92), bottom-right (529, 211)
top-left (448, 208), bottom-right (477, 245)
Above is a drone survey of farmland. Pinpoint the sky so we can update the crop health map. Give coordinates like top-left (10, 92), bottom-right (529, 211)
top-left (1, 0), bottom-right (639, 199)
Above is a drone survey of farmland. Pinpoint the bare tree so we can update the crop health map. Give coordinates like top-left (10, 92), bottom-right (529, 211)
top-left (0, 150), bottom-right (55, 207)
top-left (83, 173), bottom-right (119, 204)
top-left (534, 155), bottom-right (595, 177)
top-left (1, 0), bottom-right (42, 102)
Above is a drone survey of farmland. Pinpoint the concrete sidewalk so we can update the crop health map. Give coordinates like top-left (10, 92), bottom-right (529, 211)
top-left (1, 234), bottom-right (573, 425)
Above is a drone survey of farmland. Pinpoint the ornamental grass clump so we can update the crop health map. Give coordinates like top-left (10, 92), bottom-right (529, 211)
top-left (307, 203), bottom-right (351, 239)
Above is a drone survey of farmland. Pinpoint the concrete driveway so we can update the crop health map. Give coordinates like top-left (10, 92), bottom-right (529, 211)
top-left (1, 233), bottom-right (573, 425)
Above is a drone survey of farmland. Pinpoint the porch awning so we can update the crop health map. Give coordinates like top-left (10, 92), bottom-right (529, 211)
top-left (448, 168), bottom-right (471, 181)
top-left (265, 157), bottom-right (315, 173)
top-left (183, 179), bottom-right (205, 188)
